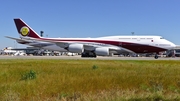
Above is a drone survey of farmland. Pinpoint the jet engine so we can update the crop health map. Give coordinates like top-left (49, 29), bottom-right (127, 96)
top-left (68, 44), bottom-right (84, 53)
top-left (95, 47), bottom-right (109, 56)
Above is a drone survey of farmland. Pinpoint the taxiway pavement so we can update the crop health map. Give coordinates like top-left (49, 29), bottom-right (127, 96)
top-left (0, 55), bottom-right (179, 60)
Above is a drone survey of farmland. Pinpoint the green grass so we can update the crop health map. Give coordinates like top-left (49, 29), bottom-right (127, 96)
top-left (0, 59), bottom-right (180, 100)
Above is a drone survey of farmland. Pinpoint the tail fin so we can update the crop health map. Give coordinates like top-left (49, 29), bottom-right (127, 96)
top-left (14, 18), bottom-right (41, 38)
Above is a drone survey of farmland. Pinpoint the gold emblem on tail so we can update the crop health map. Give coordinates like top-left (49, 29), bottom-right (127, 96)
top-left (20, 26), bottom-right (29, 36)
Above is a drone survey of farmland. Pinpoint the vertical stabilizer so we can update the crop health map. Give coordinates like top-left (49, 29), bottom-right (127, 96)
top-left (14, 19), bottom-right (41, 38)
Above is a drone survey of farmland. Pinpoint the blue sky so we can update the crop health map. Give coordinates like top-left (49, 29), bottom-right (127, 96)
top-left (0, 0), bottom-right (180, 49)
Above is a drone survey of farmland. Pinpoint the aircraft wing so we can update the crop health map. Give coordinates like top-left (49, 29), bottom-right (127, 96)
top-left (18, 37), bottom-right (136, 54)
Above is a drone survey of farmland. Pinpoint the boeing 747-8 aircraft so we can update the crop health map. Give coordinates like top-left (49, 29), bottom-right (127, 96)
top-left (12, 18), bottom-right (176, 59)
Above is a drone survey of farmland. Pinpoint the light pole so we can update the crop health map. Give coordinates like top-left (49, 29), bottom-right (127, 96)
top-left (131, 32), bottom-right (134, 35)
top-left (40, 31), bottom-right (44, 37)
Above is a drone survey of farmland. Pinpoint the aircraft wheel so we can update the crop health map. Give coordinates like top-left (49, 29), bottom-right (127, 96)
top-left (154, 55), bottom-right (158, 59)
top-left (81, 53), bottom-right (86, 57)
top-left (93, 54), bottom-right (97, 58)
top-left (90, 53), bottom-right (96, 58)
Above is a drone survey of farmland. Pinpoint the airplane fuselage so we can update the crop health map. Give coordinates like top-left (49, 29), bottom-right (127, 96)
top-left (28, 35), bottom-right (175, 54)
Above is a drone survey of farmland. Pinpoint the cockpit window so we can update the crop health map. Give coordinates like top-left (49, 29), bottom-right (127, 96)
top-left (160, 37), bottom-right (164, 39)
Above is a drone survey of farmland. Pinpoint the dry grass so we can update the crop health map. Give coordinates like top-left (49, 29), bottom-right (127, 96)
top-left (0, 59), bottom-right (180, 100)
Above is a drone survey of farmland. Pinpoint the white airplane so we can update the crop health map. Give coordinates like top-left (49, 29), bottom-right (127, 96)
top-left (12, 18), bottom-right (176, 59)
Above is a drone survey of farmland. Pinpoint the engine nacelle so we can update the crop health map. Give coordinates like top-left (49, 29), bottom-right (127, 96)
top-left (68, 44), bottom-right (84, 53)
top-left (95, 47), bottom-right (109, 56)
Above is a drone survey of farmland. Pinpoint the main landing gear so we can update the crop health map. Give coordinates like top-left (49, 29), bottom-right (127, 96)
top-left (154, 54), bottom-right (159, 59)
top-left (81, 52), bottom-right (97, 58)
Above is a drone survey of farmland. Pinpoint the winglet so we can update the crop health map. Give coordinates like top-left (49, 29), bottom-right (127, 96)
top-left (14, 18), bottom-right (41, 38)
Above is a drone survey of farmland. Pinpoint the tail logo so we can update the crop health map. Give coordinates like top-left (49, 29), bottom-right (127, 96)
top-left (20, 26), bottom-right (29, 36)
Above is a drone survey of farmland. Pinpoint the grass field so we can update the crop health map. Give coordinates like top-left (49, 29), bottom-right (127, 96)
top-left (0, 59), bottom-right (180, 101)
